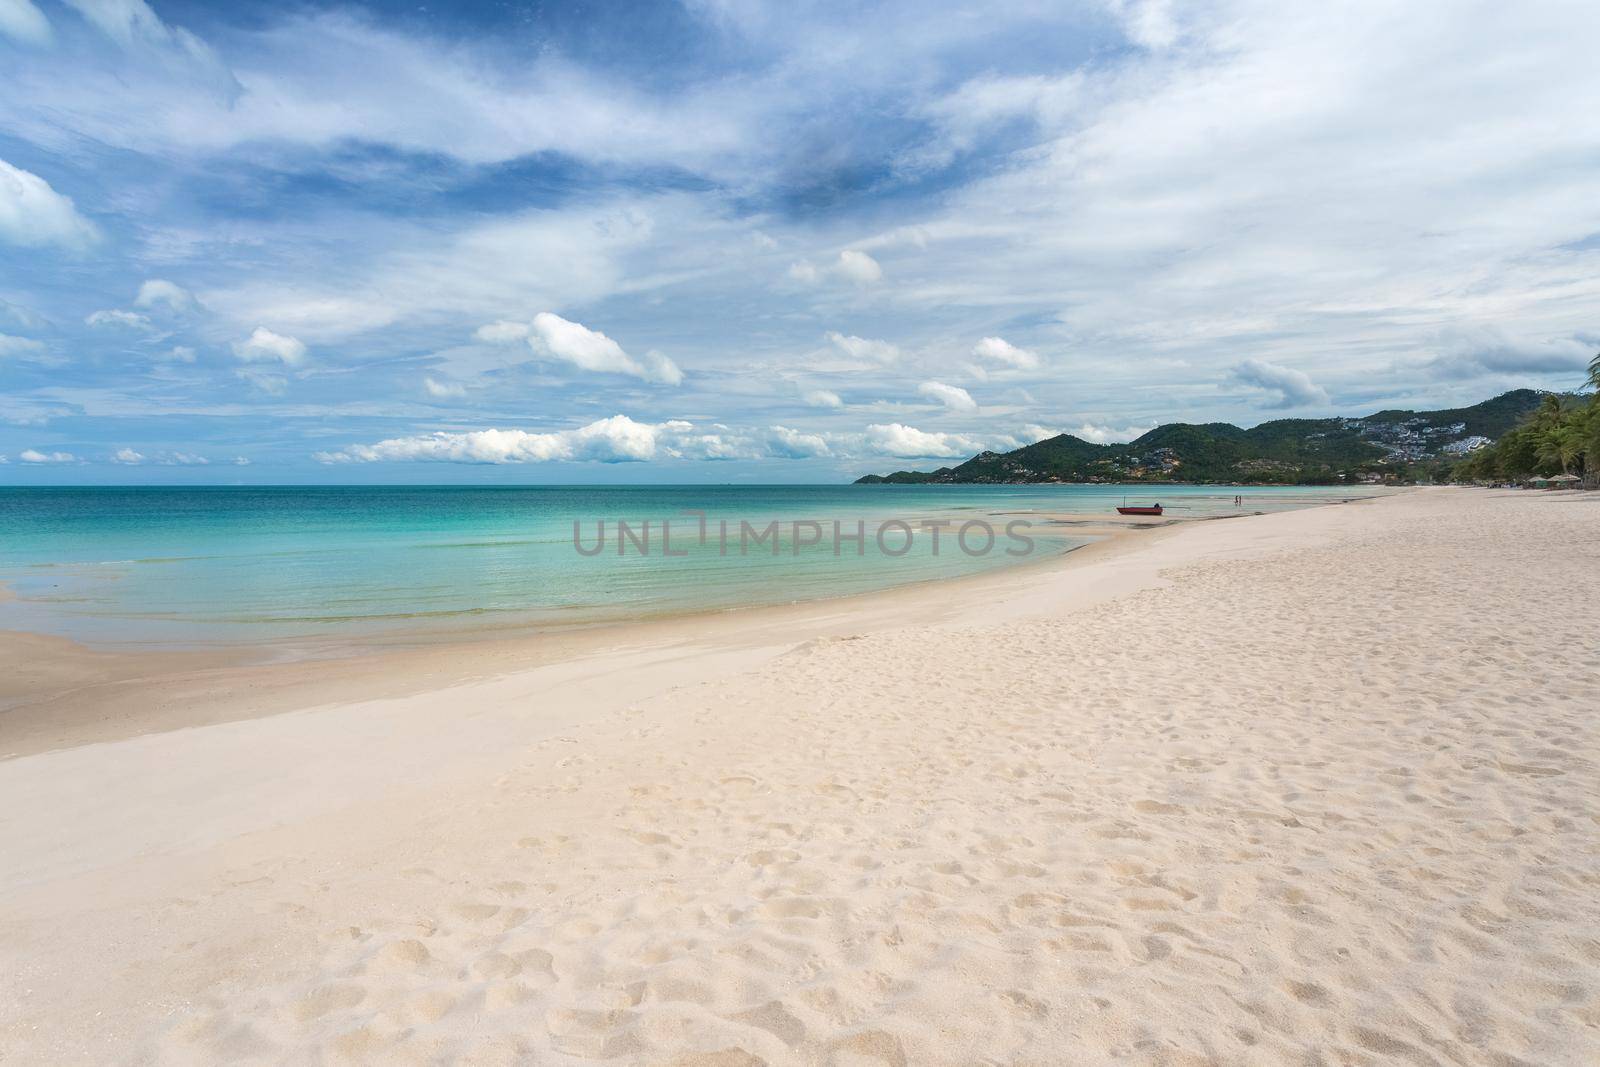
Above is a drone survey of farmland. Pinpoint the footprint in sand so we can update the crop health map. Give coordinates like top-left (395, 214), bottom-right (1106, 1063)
top-left (289, 983), bottom-right (366, 1023)
top-left (366, 938), bottom-right (432, 974)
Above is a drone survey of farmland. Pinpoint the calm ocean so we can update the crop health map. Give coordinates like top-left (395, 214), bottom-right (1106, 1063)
top-left (0, 484), bottom-right (1379, 650)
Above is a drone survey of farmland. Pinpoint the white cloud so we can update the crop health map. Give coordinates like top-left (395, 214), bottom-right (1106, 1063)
top-left (474, 320), bottom-right (533, 344)
top-left (85, 308), bottom-right (152, 330)
top-left (834, 250), bottom-right (882, 285)
top-left (319, 416), bottom-right (849, 465)
top-left (1072, 422), bottom-right (1155, 444)
top-left (0, 159), bottom-right (98, 250)
top-left (765, 425), bottom-right (832, 458)
top-left (162, 345), bottom-right (197, 363)
top-left (4, 6), bottom-right (738, 167)
top-left (1230, 359), bottom-right (1330, 408)
top-left (638, 350), bottom-right (684, 386)
top-left (0, 0), bottom-right (51, 46)
top-left (1421, 326), bottom-right (1594, 380)
top-left (479, 312), bottom-right (684, 385)
top-left (20, 448), bottom-right (74, 463)
top-left (134, 279), bottom-right (195, 312)
top-left (824, 331), bottom-right (900, 364)
top-left (112, 447), bottom-right (144, 464)
top-left (891, 0), bottom-right (1600, 411)
top-left (862, 423), bottom-right (982, 458)
top-left (917, 380), bottom-right (977, 412)
top-left (231, 327), bottom-right (306, 365)
top-left (0, 332), bottom-right (47, 357)
top-left (214, 294), bottom-right (395, 341)
top-left (802, 388), bottom-right (844, 409)
top-left (164, 451), bottom-right (209, 465)
top-left (423, 376), bottom-right (466, 398)
top-left (1014, 423), bottom-right (1061, 444)
top-left (1101, 0), bottom-right (1180, 51)
top-left (791, 250), bottom-right (884, 287)
top-left (971, 336), bottom-right (1040, 370)
top-left (63, 0), bottom-right (182, 48)
top-left (320, 415), bottom-right (685, 465)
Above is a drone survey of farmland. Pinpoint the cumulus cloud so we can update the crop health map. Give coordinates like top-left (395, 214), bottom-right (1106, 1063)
top-left (85, 308), bottom-right (152, 330)
top-left (802, 388), bottom-right (844, 409)
top-left (834, 250), bottom-right (883, 285)
top-left (1229, 359), bottom-right (1330, 408)
top-left (478, 313), bottom-right (683, 385)
top-left (0, 0), bottom-right (51, 46)
top-left (134, 279), bottom-right (194, 312)
top-left (112, 447), bottom-right (144, 464)
top-left (317, 415), bottom-right (795, 464)
top-left (1015, 424), bottom-right (1062, 445)
top-left (824, 331), bottom-right (900, 364)
top-left (0, 159), bottom-right (98, 250)
top-left (20, 448), bottom-right (74, 463)
top-left (862, 423), bottom-right (983, 458)
top-left (1072, 422), bottom-right (1156, 444)
top-left (1421, 327), bottom-right (1594, 380)
top-left (315, 415), bottom-right (1060, 467)
top-left (423, 376), bottom-right (466, 398)
top-left (232, 327), bottom-right (306, 365)
top-left (765, 425), bottom-right (832, 458)
top-left (790, 250), bottom-right (883, 287)
top-left (917, 380), bottom-right (978, 412)
top-left (971, 336), bottom-right (1040, 370)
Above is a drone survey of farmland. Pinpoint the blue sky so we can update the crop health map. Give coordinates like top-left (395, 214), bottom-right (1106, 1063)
top-left (2, 0), bottom-right (1597, 484)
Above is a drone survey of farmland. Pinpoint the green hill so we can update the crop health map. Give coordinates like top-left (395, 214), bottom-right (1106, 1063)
top-left (854, 389), bottom-right (1550, 485)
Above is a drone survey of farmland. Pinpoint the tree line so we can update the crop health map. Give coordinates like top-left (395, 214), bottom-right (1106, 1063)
top-left (1452, 355), bottom-right (1600, 485)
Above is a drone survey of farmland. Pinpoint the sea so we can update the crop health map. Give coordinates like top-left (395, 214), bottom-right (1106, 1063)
top-left (0, 484), bottom-right (1383, 651)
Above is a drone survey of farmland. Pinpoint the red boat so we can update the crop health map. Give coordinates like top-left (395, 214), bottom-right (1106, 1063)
top-left (1116, 504), bottom-right (1163, 516)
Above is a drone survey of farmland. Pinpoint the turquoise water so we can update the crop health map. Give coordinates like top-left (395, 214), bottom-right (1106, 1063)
top-left (0, 485), bottom-right (1382, 650)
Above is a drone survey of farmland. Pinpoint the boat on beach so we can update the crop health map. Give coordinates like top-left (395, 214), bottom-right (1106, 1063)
top-left (1116, 503), bottom-right (1164, 515)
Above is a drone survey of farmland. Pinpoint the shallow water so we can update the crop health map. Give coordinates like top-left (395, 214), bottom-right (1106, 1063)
top-left (0, 484), bottom-right (1384, 649)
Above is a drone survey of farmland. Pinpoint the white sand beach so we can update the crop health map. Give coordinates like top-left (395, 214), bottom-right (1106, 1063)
top-left (2, 488), bottom-right (1597, 1066)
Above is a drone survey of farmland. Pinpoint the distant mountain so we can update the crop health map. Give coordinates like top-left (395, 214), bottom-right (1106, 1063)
top-left (854, 389), bottom-right (1551, 485)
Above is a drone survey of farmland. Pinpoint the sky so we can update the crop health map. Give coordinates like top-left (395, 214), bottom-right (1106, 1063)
top-left (1, 0), bottom-right (1597, 484)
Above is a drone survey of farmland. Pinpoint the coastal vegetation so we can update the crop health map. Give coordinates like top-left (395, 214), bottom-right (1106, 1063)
top-left (857, 388), bottom-right (1586, 486)
top-left (1449, 357), bottom-right (1600, 485)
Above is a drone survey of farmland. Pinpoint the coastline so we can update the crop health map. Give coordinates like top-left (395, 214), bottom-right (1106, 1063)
top-left (0, 506), bottom-right (1206, 757)
top-left (0, 484), bottom-right (1382, 658)
top-left (6, 487), bottom-right (1594, 1065)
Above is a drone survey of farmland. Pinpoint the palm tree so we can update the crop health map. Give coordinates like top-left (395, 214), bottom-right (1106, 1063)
top-left (1535, 392), bottom-right (1567, 425)
top-left (1586, 353), bottom-right (1600, 485)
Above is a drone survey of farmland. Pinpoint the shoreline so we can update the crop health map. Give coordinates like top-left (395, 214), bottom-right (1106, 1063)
top-left (0, 490), bottom-right (1391, 760)
top-left (0, 511), bottom-right (1176, 757)
top-left (0, 501), bottom-right (1278, 758)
